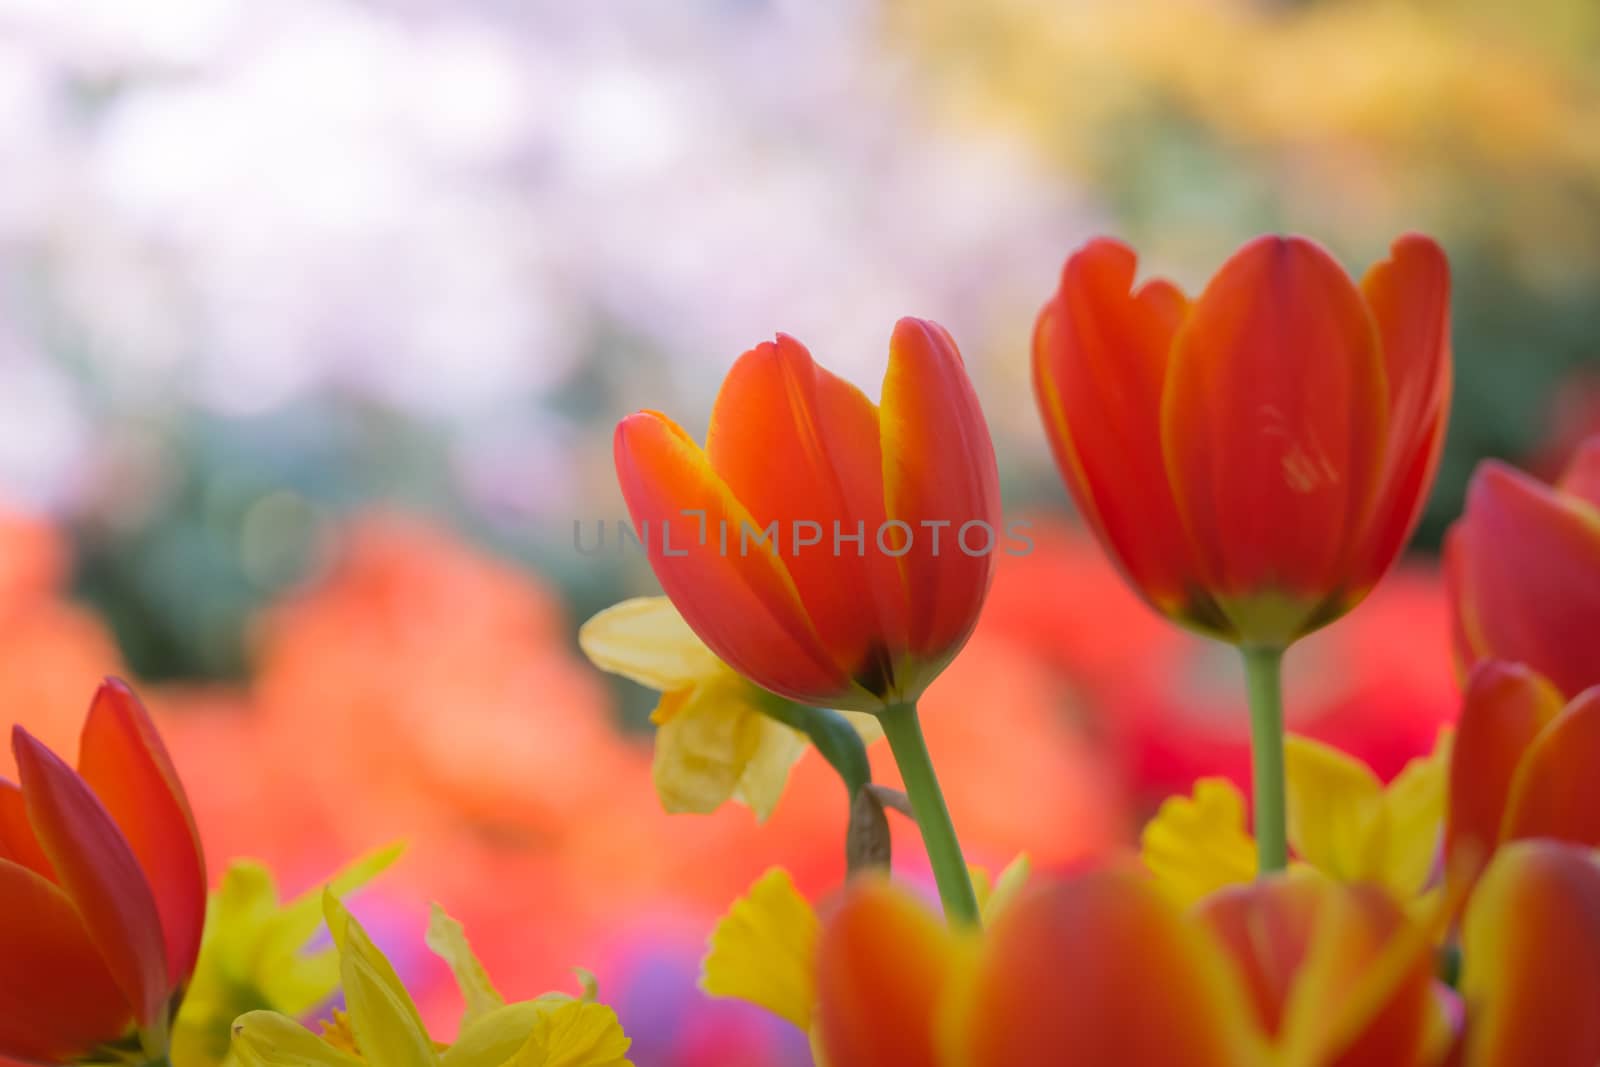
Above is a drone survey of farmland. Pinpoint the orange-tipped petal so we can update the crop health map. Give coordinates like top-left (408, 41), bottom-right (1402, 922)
top-left (1032, 239), bottom-right (1220, 632)
top-left (705, 335), bottom-right (908, 690)
top-left (814, 878), bottom-right (955, 1067)
top-left (881, 317), bottom-right (1002, 673)
top-left (1199, 873), bottom-right (1323, 1039)
top-left (12, 727), bottom-right (169, 1030)
top-left (0, 859), bottom-right (133, 1063)
top-left (956, 870), bottom-right (1259, 1067)
top-left (1356, 234), bottom-right (1452, 591)
top-left (1448, 460), bottom-right (1600, 698)
top-left (0, 778), bottom-right (53, 878)
top-left (614, 411), bottom-right (853, 705)
top-left (77, 680), bottom-right (206, 988)
top-left (1446, 662), bottom-right (1565, 884)
top-left (1204, 873), bottom-right (1445, 1067)
top-left (1501, 686), bottom-right (1600, 847)
top-left (1557, 436), bottom-right (1600, 507)
top-left (1459, 841), bottom-right (1600, 1067)
top-left (1162, 235), bottom-right (1388, 642)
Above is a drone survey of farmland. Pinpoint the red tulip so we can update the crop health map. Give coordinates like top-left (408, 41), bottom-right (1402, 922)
top-left (1446, 661), bottom-right (1600, 894)
top-left (1034, 234), bottom-right (1451, 648)
top-left (814, 867), bottom-right (1446, 1066)
top-left (0, 680), bottom-right (205, 1064)
top-left (614, 319), bottom-right (1001, 710)
top-left (1446, 437), bottom-right (1600, 698)
top-left (1458, 840), bottom-right (1600, 1067)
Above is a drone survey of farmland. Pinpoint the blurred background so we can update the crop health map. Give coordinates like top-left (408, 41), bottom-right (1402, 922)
top-left (0, 0), bottom-right (1596, 1063)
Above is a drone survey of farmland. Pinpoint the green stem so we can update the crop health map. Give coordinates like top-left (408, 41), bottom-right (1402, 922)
top-left (880, 702), bottom-right (980, 927)
top-left (759, 698), bottom-right (872, 800)
top-left (1242, 645), bottom-right (1289, 874)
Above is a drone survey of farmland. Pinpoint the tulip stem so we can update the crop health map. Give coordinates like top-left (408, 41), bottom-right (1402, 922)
top-left (880, 702), bottom-right (980, 927)
top-left (1243, 645), bottom-right (1289, 873)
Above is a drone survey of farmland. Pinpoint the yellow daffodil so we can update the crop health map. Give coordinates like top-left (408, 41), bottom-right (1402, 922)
top-left (230, 892), bottom-right (631, 1067)
top-left (1142, 732), bottom-right (1450, 908)
top-left (172, 845), bottom-right (404, 1067)
top-left (579, 597), bottom-right (879, 820)
top-left (699, 858), bottom-right (1029, 1059)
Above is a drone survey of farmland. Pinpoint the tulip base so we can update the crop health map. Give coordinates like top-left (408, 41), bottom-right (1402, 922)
top-left (880, 702), bottom-right (981, 927)
top-left (1242, 646), bottom-right (1289, 873)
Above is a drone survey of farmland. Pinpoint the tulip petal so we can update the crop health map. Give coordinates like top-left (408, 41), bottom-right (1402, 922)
top-left (700, 868), bottom-right (818, 1033)
top-left (0, 777), bottom-right (54, 878)
top-left (1356, 235), bottom-right (1452, 590)
top-left (957, 870), bottom-right (1261, 1067)
top-left (880, 317), bottom-right (1002, 680)
top-left (77, 679), bottom-right (207, 988)
top-left (1204, 874), bottom-right (1446, 1067)
top-left (707, 334), bottom-right (909, 691)
top-left (13, 725), bottom-right (169, 1030)
top-left (1032, 238), bottom-right (1218, 629)
top-left (1501, 686), bottom-right (1600, 847)
top-left (1449, 461), bottom-right (1600, 698)
top-left (0, 858), bottom-right (132, 1063)
top-left (1557, 436), bottom-right (1600, 508)
top-left (1459, 841), bottom-right (1600, 1067)
top-left (614, 411), bottom-right (854, 705)
top-left (1163, 235), bottom-right (1388, 641)
top-left (815, 878), bottom-right (955, 1067)
top-left (577, 597), bottom-right (726, 693)
top-left (1446, 662), bottom-right (1565, 883)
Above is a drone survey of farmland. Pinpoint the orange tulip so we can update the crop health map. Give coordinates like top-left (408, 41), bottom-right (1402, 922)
top-left (1446, 438), bottom-right (1600, 699)
top-left (0, 680), bottom-right (205, 1064)
top-left (815, 867), bottom-right (1446, 1067)
top-left (1458, 840), bottom-right (1600, 1067)
top-left (1034, 234), bottom-right (1451, 648)
top-left (1445, 661), bottom-right (1600, 893)
top-left (614, 319), bottom-right (1001, 711)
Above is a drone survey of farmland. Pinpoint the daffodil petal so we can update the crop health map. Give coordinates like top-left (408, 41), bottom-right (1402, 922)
top-left (841, 710), bottom-right (883, 746)
top-left (323, 892), bottom-right (435, 1067)
top-left (506, 1000), bottom-right (633, 1067)
top-left (1285, 735), bottom-right (1387, 882)
top-left (653, 680), bottom-right (802, 818)
top-left (733, 717), bottom-right (809, 822)
top-left (578, 597), bottom-right (724, 693)
top-left (261, 843), bottom-right (405, 986)
top-left (442, 1002), bottom-right (548, 1067)
top-left (1379, 733), bottom-right (1450, 899)
top-left (230, 1011), bottom-right (366, 1067)
top-left (972, 854), bottom-right (1031, 924)
top-left (699, 868), bottom-right (818, 1032)
top-left (426, 903), bottom-right (505, 1030)
top-left (1141, 777), bottom-right (1256, 907)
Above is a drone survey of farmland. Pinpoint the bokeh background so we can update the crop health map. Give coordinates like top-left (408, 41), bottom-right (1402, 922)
top-left (1, 1), bottom-right (1597, 1063)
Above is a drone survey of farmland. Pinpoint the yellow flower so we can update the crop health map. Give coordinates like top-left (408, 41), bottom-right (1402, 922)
top-left (230, 893), bottom-right (631, 1067)
top-left (579, 597), bottom-right (879, 820)
top-left (699, 858), bottom-right (1029, 1057)
top-left (172, 845), bottom-right (404, 1067)
top-left (1142, 733), bottom-right (1451, 908)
